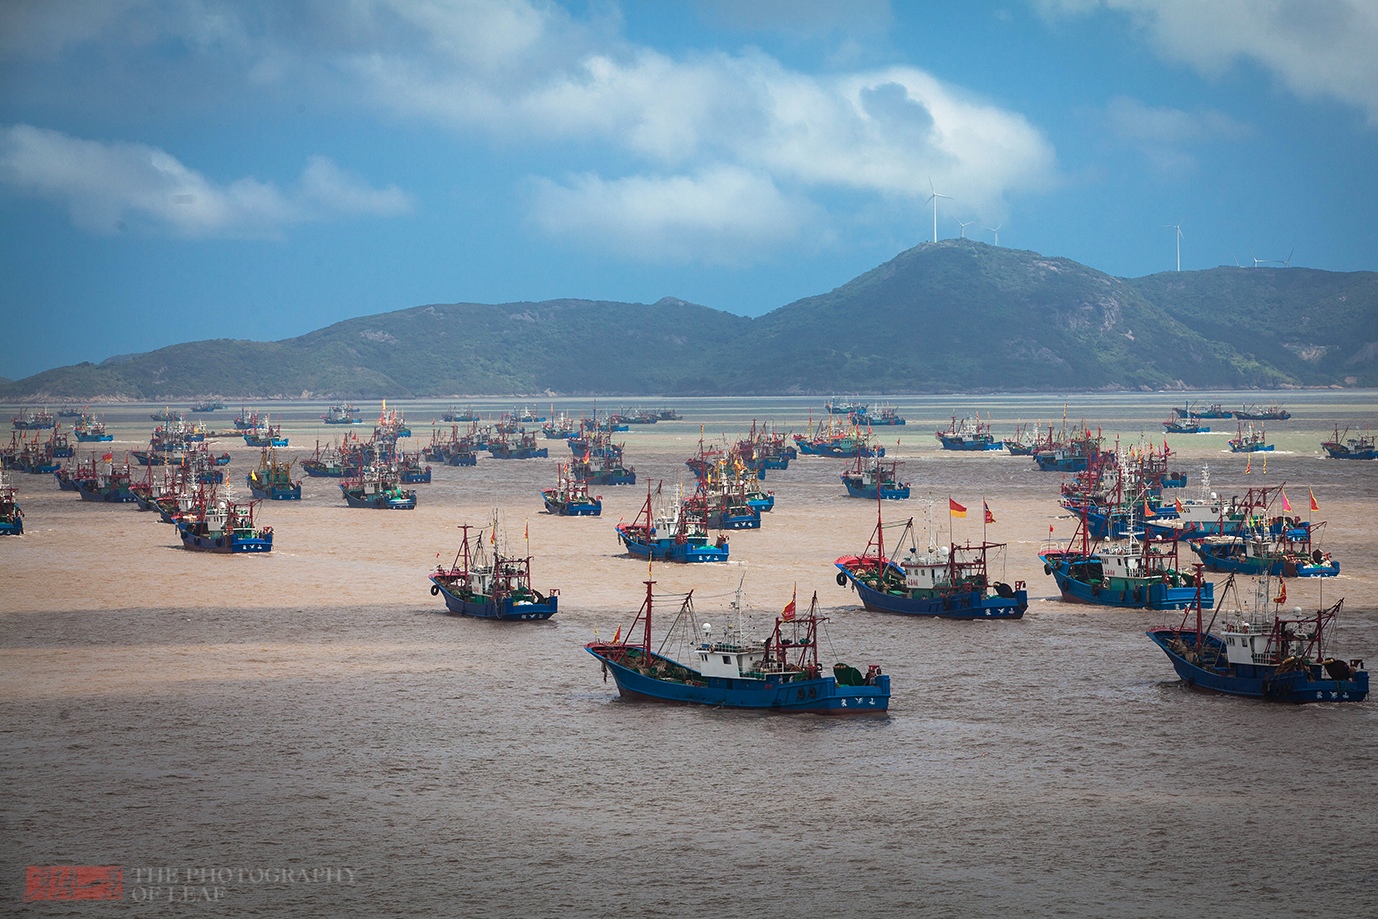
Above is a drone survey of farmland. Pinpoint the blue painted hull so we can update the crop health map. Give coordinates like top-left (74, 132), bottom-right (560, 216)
top-left (617, 528), bottom-right (728, 562)
top-left (937, 436), bottom-right (1000, 451)
top-left (1146, 630), bottom-right (1368, 702)
top-left (839, 566), bottom-right (1026, 619)
top-left (1041, 553), bottom-right (1211, 609)
top-left (1188, 541), bottom-right (1338, 577)
top-left (586, 647), bottom-right (889, 713)
top-left (0, 516), bottom-right (22, 535)
top-left (746, 495), bottom-right (774, 512)
top-left (488, 447), bottom-right (549, 459)
top-left (1229, 443), bottom-right (1274, 453)
top-left (1323, 446), bottom-right (1378, 459)
top-left (1035, 455), bottom-right (1089, 472)
top-left (247, 476), bottom-right (302, 500)
top-left (340, 484), bottom-right (417, 509)
top-left (54, 470), bottom-right (77, 491)
top-left (577, 470), bottom-right (636, 486)
top-left (841, 476), bottom-right (909, 499)
top-left (706, 509), bottom-right (760, 529)
top-left (73, 481), bottom-right (137, 503)
top-left (431, 578), bottom-right (557, 620)
top-left (176, 523), bottom-right (273, 553)
top-left (75, 433), bottom-right (113, 442)
top-left (401, 468), bottom-right (432, 483)
top-left (544, 494), bottom-right (602, 516)
top-left (446, 453), bottom-right (478, 466)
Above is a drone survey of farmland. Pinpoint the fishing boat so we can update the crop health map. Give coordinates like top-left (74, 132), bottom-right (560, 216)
top-left (656, 407), bottom-right (681, 421)
top-left (1190, 530), bottom-right (1338, 577)
top-left (487, 431), bottom-right (548, 459)
top-left (175, 497), bottom-right (273, 552)
top-left (934, 416), bottom-right (1000, 451)
top-left (442, 405), bottom-right (479, 423)
top-left (73, 415), bottom-right (112, 442)
top-left (56, 406), bottom-right (84, 418)
top-left (11, 408), bottom-right (55, 430)
top-left (242, 423), bottom-right (288, 447)
top-left (188, 400), bottom-right (224, 413)
top-left (72, 454), bottom-right (137, 502)
top-left (246, 447), bottom-right (302, 500)
top-left (840, 455), bottom-right (910, 500)
top-left (854, 404), bottom-right (905, 426)
top-left (321, 404), bottom-right (362, 424)
top-left (586, 583), bottom-right (890, 713)
top-left (835, 501), bottom-right (1026, 619)
top-left (339, 455), bottom-right (417, 510)
top-left (1040, 525), bottom-right (1212, 610)
top-left (1321, 425), bottom-right (1378, 460)
top-left (793, 415), bottom-right (884, 457)
top-left (616, 483), bottom-right (729, 563)
top-left (1031, 421), bottom-right (1106, 472)
top-left (543, 463), bottom-right (602, 516)
top-left (1235, 402), bottom-right (1291, 421)
top-left (1228, 423), bottom-right (1273, 453)
top-left (0, 469), bottom-right (23, 535)
top-left (233, 407), bottom-right (261, 431)
top-left (1163, 416), bottom-right (1209, 434)
top-left (571, 435), bottom-right (635, 485)
top-left (1173, 402), bottom-right (1232, 420)
top-left (150, 407), bottom-right (181, 423)
top-left (302, 437), bottom-right (354, 477)
top-left (1003, 422), bottom-right (1038, 456)
top-left (825, 398), bottom-right (867, 416)
top-left (1147, 572), bottom-right (1367, 702)
top-left (428, 521), bottom-right (558, 620)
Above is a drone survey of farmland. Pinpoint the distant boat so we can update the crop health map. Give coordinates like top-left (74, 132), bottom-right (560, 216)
top-left (840, 455), bottom-right (910, 500)
top-left (246, 447), bottom-right (302, 500)
top-left (1172, 401), bottom-right (1232, 420)
top-left (11, 408), bottom-right (55, 430)
top-left (339, 452), bottom-right (417, 510)
top-left (0, 469), bottom-right (23, 535)
top-left (428, 521), bottom-right (558, 621)
top-left (853, 403), bottom-right (905, 426)
top-left (1163, 416), bottom-right (1209, 434)
top-left (1235, 402), bottom-right (1291, 421)
top-left (543, 463), bottom-right (602, 516)
top-left (934, 415), bottom-right (1000, 451)
top-left (1321, 425), bottom-right (1378, 460)
top-left (1228, 423), bottom-right (1273, 453)
top-left (188, 400), bottom-right (224, 413)
top-left (1147, 572), bottom-right (1367, 702)
top-left (586, 580), bottom-right (889, 713)
top-left (321, 404), bottom-right (362, 424)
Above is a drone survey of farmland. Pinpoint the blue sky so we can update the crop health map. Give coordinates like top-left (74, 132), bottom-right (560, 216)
top-left (3, 0), bottom-right (1377, 380)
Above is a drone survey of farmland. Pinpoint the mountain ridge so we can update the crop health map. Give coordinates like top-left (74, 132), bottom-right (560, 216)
top-left (5, 239), bottom-right (1375, 400)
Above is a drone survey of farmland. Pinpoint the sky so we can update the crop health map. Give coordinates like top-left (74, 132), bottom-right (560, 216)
top-left (3, 0), bottom-right (1377, 380)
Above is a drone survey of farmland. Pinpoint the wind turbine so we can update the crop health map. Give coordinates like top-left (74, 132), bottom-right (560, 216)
top-left (1163, 217), bottom-right (1185, 271)
top-left (984, 223), bottom-right (1003, 247)
top-left (954, 217), bottom-right (977, 238)
top-left (1281, 247), bottom-right (1295, 267)
top-left (1249, 248), bottom-right (1268, 268)
top-left (925, 178), bottom-right (950, 244)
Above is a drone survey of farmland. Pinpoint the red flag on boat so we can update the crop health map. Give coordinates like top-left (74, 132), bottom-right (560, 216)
top-left (1274, 579), bottom-right (1287, 606)
top-left (1310, 488), bottom-right (1319, 511)
top-left (101, 453), bottom-right (113, 462)
top-left (1176, 498), bottom-right (1184, 513)
top-left (1245, 457), bottom-right (1251, 474)
top-left (612, 625), bottom-right (621, 643)
top-left (1281, 489), bottom-right (1292, 513)
top-left (782, 586), bottom-right (797, 621)
top-left (949, 499), bottom-right (967, 518)
top-left (1143, 500), bottom-right (1155, 518)
top-left (984, 501), bottom-right (995, 524)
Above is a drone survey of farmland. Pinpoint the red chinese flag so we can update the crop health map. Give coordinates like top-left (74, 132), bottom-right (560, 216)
top-left (949, 499), bottom-right (967, 518)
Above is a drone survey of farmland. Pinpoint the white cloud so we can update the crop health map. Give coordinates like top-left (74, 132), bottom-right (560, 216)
top-left (1, 1), bottom-right (1060, 259)
top-left (528, 167), bottom-right (822, 263)
top-left (1105, 95), bottom-right (1252, 178)
top-left (1037, 0), bottom-right (1378, 124)
top-left (0, 124), bottom-right (411, 237)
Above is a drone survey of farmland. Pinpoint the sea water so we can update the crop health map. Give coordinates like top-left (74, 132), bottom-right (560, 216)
top-left (3, 393), bottom-right (1377, 917)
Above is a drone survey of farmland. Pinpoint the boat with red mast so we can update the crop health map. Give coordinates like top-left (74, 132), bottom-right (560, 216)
top-left (428, 520), bottom-right (558, 620)
top-left (585, 580), bottom-right (889, 713)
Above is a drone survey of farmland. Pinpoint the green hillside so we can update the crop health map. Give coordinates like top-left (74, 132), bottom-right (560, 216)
top-left (3, 240), bottom-right (1374, 399)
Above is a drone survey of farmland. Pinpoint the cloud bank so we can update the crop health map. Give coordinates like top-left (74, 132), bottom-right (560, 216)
top-left (1039, 0), bottom-right (1378, 124)
top-left (0, 124), bottom-right (412, 237)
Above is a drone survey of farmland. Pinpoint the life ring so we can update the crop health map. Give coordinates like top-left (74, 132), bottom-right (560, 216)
top-left (836, 571), bottom-right (848, 587)
top-left (430, 584), bottom-right (440, 596)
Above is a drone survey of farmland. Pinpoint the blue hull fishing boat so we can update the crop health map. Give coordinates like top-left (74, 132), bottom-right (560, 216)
top-left (1321, 426), bottom-right (1378, 459)
top-left (543, 464), bottom-right (602, 516)
top-left (616, 484), bottom-right (728, 562)
top-left (840, 457), bottom-right (910, 500)
top-left (428, 522), bottom-right (558, 620)
top-left (586, 582), bottom-right (889, 713)
top-left (1147, 574), bottom-right (1366, 702)
top-left (1189, 535), bottom-right (1338, 577)
top-left (246, 449), bottom-right (302, 500)
top-left (339, 460), bottom-right (417, 509)
top-left (176, 498), bottom-right (273, 553)
top-left (835, 505), bottom-right (1026, 619)
top-left (934, 416), bottom-right (1000, 450)
top-left (0, 471), bottom-right (22, 535)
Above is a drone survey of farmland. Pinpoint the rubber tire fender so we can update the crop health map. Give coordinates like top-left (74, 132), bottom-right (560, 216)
top-left (836, 570), bottom-right (848, 587)
top-left (430, 583), bottom-right (440, 596)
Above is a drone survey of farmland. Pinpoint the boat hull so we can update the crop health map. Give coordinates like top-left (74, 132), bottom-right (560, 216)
top-left (841, 476), bottom-right (909, 499)
top-left (586, 648), bottom-right (889, 713)
top-left (0, 516), bottom-right (21, 536)
top-left (247, 475), bottom-right (302, 500)
top-left (340, 484), bottom-right (417, 509)
top-left (1188, 541), bottom-right (1338, 577)
top-left (431, 579), bottom-right (557, 620)
top-left (617, 528), bottom-right (728, 562)
top-left (1146, 629), bottom-right (1367, 702)
top-left (839, 567), bottom-right (1026, 619)
top-left (73, 481), bottom-right (136, 503)
top-left (543, 494), bottom-right (602, 516)
top-left (1040, 553), bottom-right (1211, 609)
top-left (176, 523), bottom-right (273, 553)
top-left (1322, 444), bottom-right (1378, 459)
